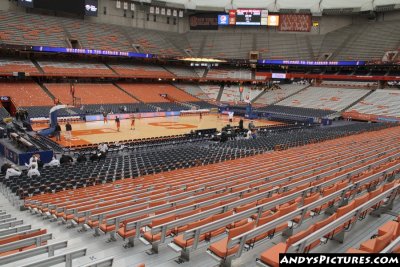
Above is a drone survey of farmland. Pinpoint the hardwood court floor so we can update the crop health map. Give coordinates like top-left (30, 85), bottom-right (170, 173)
top-left (33, 115), bottom-right (282, 147)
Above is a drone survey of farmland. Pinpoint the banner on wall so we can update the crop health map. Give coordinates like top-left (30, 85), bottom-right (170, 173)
top-left (279, 14), bottom-right (311, 32)
top-left (258, 59), bottom-right (366, 66)
top-left (32, 46), bottom-right (154, 58)
top-left (189, 13), bottom-right (219, 30)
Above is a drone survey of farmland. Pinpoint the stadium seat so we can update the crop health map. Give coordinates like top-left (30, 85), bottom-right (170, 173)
top-left (208, 221), bottom-right (254, 259)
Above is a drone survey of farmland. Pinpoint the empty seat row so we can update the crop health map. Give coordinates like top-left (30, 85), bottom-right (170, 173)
top-left (16, 126), bottom-right (400, 266)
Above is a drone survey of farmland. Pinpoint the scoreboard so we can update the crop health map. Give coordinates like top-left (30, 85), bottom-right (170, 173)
top-left (235, 9), bottom-right (262, 25)
top-left (219, 9), bottom-right (277, 26)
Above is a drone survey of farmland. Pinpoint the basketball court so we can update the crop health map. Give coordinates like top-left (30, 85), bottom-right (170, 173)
top-left (32, 114), bottom-right (282, 147)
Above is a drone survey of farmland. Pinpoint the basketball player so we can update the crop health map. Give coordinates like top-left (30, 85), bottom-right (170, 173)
top-left (199, 112), bottom-right (202, 120)
top-left (130, 116), bottom-right (135, 130)
top-left (115, 116), bottom-right (120, 132)
top-left (103, 111), bottom-right (108, 124)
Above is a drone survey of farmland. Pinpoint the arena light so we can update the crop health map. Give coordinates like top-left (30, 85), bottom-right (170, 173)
top-left (179, 57), bottom-right (227, 63)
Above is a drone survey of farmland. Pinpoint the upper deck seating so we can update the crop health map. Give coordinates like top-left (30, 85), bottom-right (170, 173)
top-left (0, 59), bottom-right (40, 75)
top-left (64, 20), bottom-right (131, 52)
top-left (38, 61), bottom-right (114, 77)
top-left (0, 11), bottom-right (66, 47)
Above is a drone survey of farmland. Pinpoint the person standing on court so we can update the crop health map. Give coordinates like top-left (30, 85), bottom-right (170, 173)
top-left (115, 116), bottom-right (120, 132)
top-left (103, 111), bottom-right (108, 124)
top-left (54, 123), bottom-right (61, 141)
top-left (65, 121), bottom-right (72, 140)
top-left (130, 116), bottom-right (135, 130)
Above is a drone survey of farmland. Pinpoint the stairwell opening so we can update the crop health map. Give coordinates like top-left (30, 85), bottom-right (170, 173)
top-left (69, 39), bottom-right (80, 49)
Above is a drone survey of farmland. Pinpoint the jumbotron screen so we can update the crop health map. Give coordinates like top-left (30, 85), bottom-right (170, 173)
top-left (235, 9), bottom-right (262, 25)
top-left (219, 9), bottom-right (277, 26)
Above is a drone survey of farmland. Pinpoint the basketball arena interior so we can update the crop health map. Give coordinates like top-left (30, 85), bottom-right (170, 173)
top-left (0, 0), bottom-right (399, 266)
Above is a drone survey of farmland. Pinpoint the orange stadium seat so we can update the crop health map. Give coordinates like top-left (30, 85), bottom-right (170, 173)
top-left (359, 227), bottom-right (395, 253)
top-left (208, 222), bottom-right (254, 259)
top-left (45, 83), bottom-right (137, 105)
top-left (1, 5), bottom-right (400, 267)
top-left (0, 82), bottom-right (53, 107)
top-left (117, 83), bottom-right (200, 103)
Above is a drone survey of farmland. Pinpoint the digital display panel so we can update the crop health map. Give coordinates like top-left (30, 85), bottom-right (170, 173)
top-left (31, 46), bottom-right (154, 58)
top-left (217, 10), bottom-right (275, 27)
top-left (258, 60), bottom-right (366, 66)
top-left (235, 9), bottom-right (261, 25)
